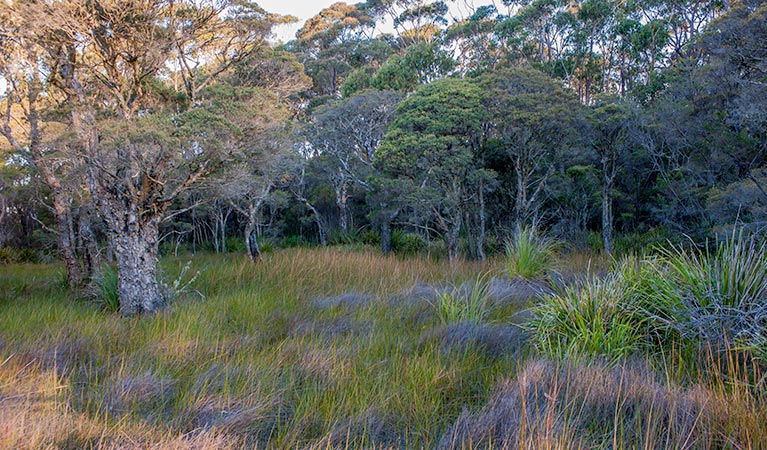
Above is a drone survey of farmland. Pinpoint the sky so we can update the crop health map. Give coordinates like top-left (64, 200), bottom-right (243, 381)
top-left (259, 0), bottom-right (496, 43)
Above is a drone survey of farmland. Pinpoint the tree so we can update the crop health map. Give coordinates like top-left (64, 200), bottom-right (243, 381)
top-left (479, 66), bottom-right (588, 228)
top-left (0, 9), bottom-right (100, 286)
top-left (643, 0), bottom-right (767, 236)
top-left (591, 95), bottom-right (639, 255)
top-left (3, 0), bottom-right (293, 314)
top-left (376, 78), bottom-right (487, 260)
top-left (307, 89), bottom-right (402, 234)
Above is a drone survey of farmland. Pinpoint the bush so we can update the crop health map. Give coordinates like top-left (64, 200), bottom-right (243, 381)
top-left (0, 247), bottom-right (42, 264)
top-left (504, 226), bottom-right (558, 280)
top-left (278, 235), bottom-right (311, 248)
top-left (359, 229), bottom-right (380, 246)
top-left (0, 247), bottom-right (19, 264)
top-left (391, 230), bottom-right (427, 255)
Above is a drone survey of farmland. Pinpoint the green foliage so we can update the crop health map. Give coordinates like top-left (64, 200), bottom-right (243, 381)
top-left (370, 42), bottom-right (455, 92)
top-left (430, 272), bottom-right (492, 325)
top-left (278, 235), bottom-right (311, 248)
top-left (504, 227), bottom-right (558, 280)
top-left (0, 247), bottom-right (42, 264)
top-left (530, 258), bottom-right (649, 362)
top-left (95, 265), bottom-right (120, 313)
top-left (650, 233), bottom-right (767, 354)
top-left (532, 232), bottom-right (767, 364)
top-left (391, 230), bottom-right (427, 255)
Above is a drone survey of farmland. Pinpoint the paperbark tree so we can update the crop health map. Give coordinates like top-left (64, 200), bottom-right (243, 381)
top-left (4, 0), bottom-right (292, 314)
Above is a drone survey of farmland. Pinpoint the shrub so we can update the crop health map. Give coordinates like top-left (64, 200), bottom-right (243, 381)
top-left (359, 229), bottom-right (380, 246)
top-left (278, 235), bottom-right (310, 248)
top-left (504, 226), bottom-right (558, 280)
top-left (0, 247), bottom-right (19, 264)
top-left (392, 230), bottom-right (427, 255)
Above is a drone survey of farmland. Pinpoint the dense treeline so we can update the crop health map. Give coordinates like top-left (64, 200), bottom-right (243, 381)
top-left (1, 0), bottom-right (765, 312)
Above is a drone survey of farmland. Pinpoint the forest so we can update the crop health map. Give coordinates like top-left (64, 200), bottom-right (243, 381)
top-left (1, 0), bottom-right (767, 449)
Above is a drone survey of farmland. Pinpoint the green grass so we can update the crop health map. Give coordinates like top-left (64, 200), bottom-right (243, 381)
top-left (504, 226), bottom-right (559, 280)
top-left (429, 272), bottom-right (493, 325)
top-left (1, 246), bottom-right (766, 449)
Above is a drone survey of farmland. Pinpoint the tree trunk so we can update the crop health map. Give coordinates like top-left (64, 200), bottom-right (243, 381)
top-left (59, 214), bottom-right (83, 288)
top-left (335, 183), bottom-right (348, 233)
top-left (54, 198), bottom-right (83, 288)
top-left (477, 182), bottom-right (486, 261)
top-left (602, 183), bottom-right (614, 256)
top-left (245, 218), bottom-right (261, 262)
top-left (112, 219), bottom-right (164, 315)
top-left (447, 219), bottom-right (461, 262)
top-left (78, 206), bottom-right (100, 280)
top-left (381, 220), bottom-right (392, 254)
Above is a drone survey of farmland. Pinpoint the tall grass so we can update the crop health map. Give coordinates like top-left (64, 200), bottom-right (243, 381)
top-left (531, 232), bottom-right (767, 367)
top-left (530, 260), bottom-right (648, 363)
top-left (504, 226), bottom-right (558, 280)
top-left (430, 272), bottom-right (493, 325)
top-left (2, 245), bottom-right (766, 449)
top-left (0, 248), bottom-right (507, 449)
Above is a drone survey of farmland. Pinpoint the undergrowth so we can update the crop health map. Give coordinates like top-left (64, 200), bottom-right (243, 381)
top-left (1, 246), bottom-right (766, 449)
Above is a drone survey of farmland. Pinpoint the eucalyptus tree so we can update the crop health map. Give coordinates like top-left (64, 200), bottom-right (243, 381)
top-left (293, 2), bottom-right (377, 98)
top-left (363, 0), bottom-right (450, 45)
top-left (590, 95), bottom-right (639, 255)
top-left (307, 89), bottom-right (402, 233)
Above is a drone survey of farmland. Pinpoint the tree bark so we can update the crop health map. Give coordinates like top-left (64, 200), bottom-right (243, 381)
top-left (56, 200), bottom-right (83, 288)
top-left (112, 218), bottom-right (164, 315)
top-left (78, 205), bottom-right (100, 280)
top-left (245, 222), bottom-right (261, 262)
top-left (381, 220), bottom-right (392, 254)
top-left (335, 183), bottom-right (348, 233)
top-left (447, 219), bottom-right (461, 262)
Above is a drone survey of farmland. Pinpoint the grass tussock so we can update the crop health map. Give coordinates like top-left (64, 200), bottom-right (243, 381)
top-left (532, 232), bottom-right (767, 365)
top-left (439, 357), bottom-right (767, 450)
top-left (504, 227), bottom-right (559, 280)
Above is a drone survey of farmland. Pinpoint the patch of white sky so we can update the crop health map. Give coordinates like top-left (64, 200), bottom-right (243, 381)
top-left (260, 0), bottom-right (505, 44)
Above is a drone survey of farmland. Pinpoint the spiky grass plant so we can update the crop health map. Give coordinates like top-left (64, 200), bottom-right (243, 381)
top-left (530, 257), bottom-right (650, 362)
top-left (653, 232), bottom-right (767, 355)
top-left (531, 231), bottom-right (767, 365)
top-left (95, 264), bottom-right (120, 313)
top-left (504, 226), bottom-right (559, 280)
top-left (431, 272), bottom-right (493, 325)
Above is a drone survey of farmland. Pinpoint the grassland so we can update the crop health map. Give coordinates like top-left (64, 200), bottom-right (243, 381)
top-left (1, 247), bottom-right (766, 449)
